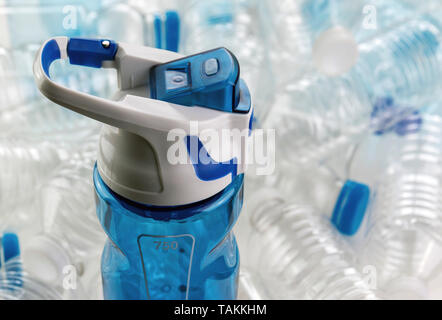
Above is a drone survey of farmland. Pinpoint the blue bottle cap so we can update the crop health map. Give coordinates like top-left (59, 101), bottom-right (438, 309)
top-left (331, 180), bottom-right (370, 236)
top-left (394, 110), bottom-right (422, 136)
top-left (370, 96), bottom-right (396, 135)
top-left (164, 11), bottom-right (180, 52)
top-left (2, 232), bottom-right (20, 262)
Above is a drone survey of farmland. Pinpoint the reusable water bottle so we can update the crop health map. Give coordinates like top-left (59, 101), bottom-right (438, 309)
top-left (34, 37), bottom-right (252, 299)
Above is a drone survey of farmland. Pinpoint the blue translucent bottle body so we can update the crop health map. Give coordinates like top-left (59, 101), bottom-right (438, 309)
top-left (93, 165), bottom-right (243, 300)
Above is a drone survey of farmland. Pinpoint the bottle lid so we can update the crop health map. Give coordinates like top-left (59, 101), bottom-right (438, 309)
top-left (1, 232), bottom-right (20, 263)
top-left (312, 26), bottom-right (359, 76)
top-left (331, 180), bottom-right (370, 236)
top-left (34, 37), bottom-right (253, 206)
top-left (23, 235), bottom-right (72, 286)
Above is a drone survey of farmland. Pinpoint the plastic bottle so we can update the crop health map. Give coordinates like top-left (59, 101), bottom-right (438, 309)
top-left (259, 0), bottom-right (435, 80)
top-left (260, 160), bottom-right (370, 236)
top-left (16, 140), bottom-right (103, 296)
top-left (0, 232), bottom-right (62, 300)
top-left (34, 38), bottom-right (253, 299)
top-left (0, 0), bottom-right (180, 51)
top-left (0, 138), bottom-right (68, 212)
top-left (0, 0), bottom-right (117, 48)
top-left (98, 2), bottom-right (180, 51)
top-left (245, 189), bottom-right (378, 300)
top-left (359, 111), bottom-right (442, 297)
top-left (265, 14), bottom-right (441, 165)
top-left (237, 266), bottom-right (271, 300)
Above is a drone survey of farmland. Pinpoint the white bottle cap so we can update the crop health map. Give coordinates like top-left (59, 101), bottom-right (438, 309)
top-left (312, 26), bottom-right (359, 77)
top-left (22, 235), bottom-right (72, 287)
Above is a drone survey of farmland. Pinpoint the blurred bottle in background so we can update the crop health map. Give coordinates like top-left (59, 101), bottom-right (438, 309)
top-left (19, 141), bottom-right (104, 299)
top-left (244, 190), bottom-right (378, 299)
top-left (0, 232), bottom-right (62, 300)
top-left (0, 138), bottom-right (68, 215)
top-left (359, 109), bottom-right (442, 298)
top-left (265, 14), bottom-right (440, 168)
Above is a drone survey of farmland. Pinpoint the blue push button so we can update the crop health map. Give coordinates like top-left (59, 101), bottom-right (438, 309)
top-left (204, 58), bottom-right (219, 76)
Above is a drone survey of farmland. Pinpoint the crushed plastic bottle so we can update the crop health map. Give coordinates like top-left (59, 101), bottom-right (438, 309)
top-left (0, 138), bottom-right (69, 213)
top-left (0, 232), bottom-right (62, 300)
top-left (359, 111), bottom-right (442, 295)
top-left (20, 143), bottom-right (104, 299)
top-left (245, 189), bottom-right (379, 300)
top-left (265, 15), bottom-right (441, 165)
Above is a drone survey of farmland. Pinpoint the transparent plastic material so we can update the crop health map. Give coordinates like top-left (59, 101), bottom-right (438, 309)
top-left (0, 138), bottom-right (68, 213)
top-left (246, 193), bottom-right (378, 300)
top-left (94, 166), bottom-right (243, 300)
top-left (0, 0), bottom-right (177, 49)
top-left (260, 0), bottom-right (436, 78)
top-left (360, 112), bottom-right (442, 294)
top-left (265, 15), bottom-right (441, 165)
top-left (0, 257), bottom-right (62, 300)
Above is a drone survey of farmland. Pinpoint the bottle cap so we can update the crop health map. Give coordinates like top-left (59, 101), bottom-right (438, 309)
top-left (1, 232), bottom-right (20, 263)
top-left (312, 26), bottom-right (359, 76)
top-left (23, 235), bottom-right (72, 286)
top-left (331, 180), bottom-right (370, 236)
top-left (34, 37), bottom-right (253, 206)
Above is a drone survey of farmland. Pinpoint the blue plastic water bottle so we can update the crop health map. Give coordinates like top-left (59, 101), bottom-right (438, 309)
top-left (34, 37), bottom-right (253, 300)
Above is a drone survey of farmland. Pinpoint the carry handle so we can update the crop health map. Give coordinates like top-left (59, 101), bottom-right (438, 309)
top-left (33, 37), bottom-right (184, 133)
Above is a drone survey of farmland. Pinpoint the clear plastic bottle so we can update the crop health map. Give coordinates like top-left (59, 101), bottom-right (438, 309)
top-left (98, 2), bottom-right (180, 51)
top-left (21, 147), bottom-right (105, 299)
top-left (0, 257), bottom-right (62, 300)
top-left (359, 111), bottom-right (442, 295)
top-left (0, 138), bottom-right (68, 212)
top-left (265, 15), bottom-right (441, 165)
top-left (237, 266), bottom-right (271, 300)
top-left (0, 0), bottom-right (119, 48)
top-left (0, 232), bottom-right (62, 300)
top-left (260, 0), bottom-right (436, 79)
top-left (245, 189), bottom-right (379, 300)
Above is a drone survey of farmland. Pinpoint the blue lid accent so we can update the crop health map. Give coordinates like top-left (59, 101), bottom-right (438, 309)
top-left (2, 232), bottom-right (20, 262)
top-left (371, 96), bottom-right (422, 136)
top-left (67, 38), bottom-right (118, 68)
top-left (395, 110), bottom-right (423, 136)
top-left (165, 10), bottom-right (180, 52)
top-left (185, 135), bottom-right (237, 181)
top-left (248, 107), bottom-right (254, 136)
top-left (370, 96), bottom-right (397, 135)
top-left (150, 47), bottom-right (240, 113)
top-left (331, 180), bottom-right (370, 236)
top-left (41, 39), bottom-right (61, 77)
